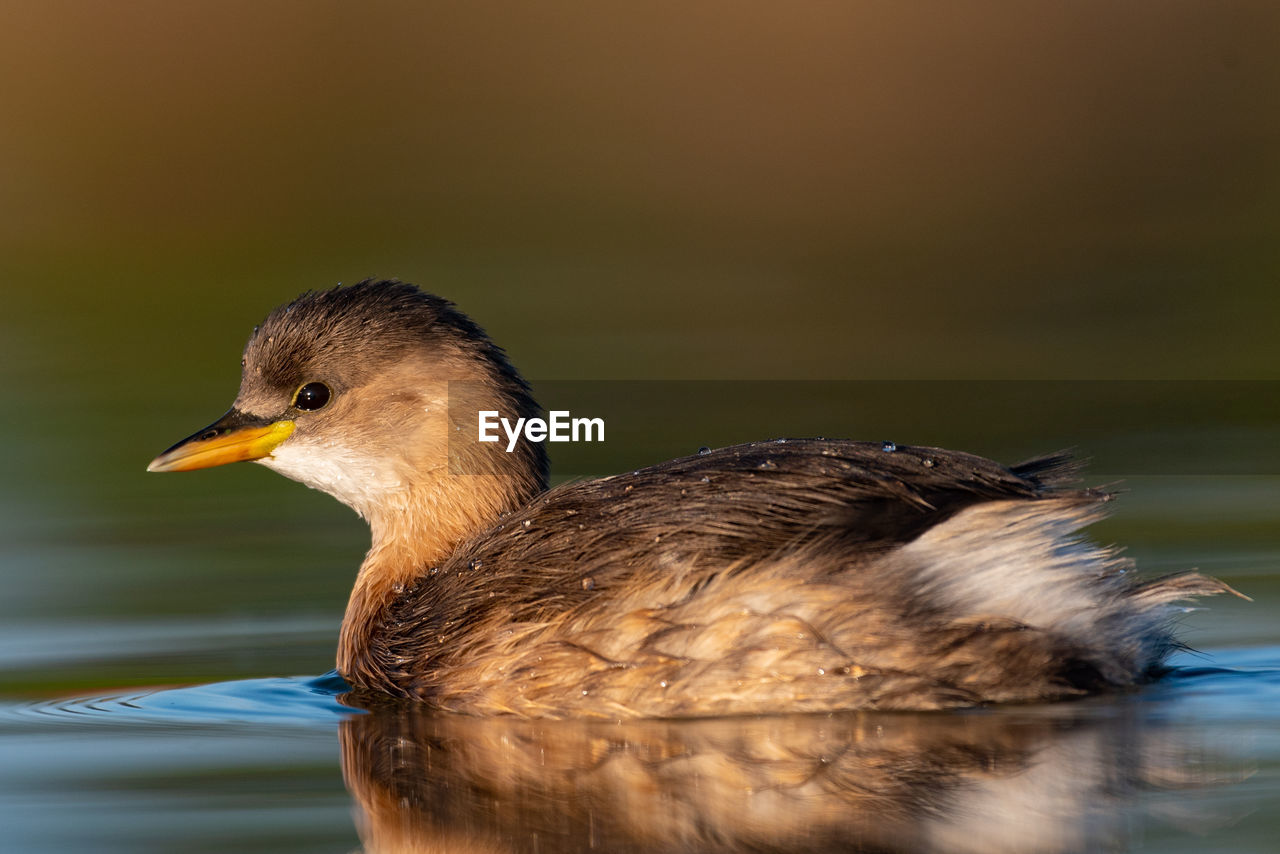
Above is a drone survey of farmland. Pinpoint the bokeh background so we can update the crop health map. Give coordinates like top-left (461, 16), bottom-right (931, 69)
top-left (0, 0), bottom-right (1277, 690)
top-left (1, 4), bottom-right (1279, 852)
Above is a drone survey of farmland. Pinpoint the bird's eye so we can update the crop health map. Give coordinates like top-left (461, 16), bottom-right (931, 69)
top-left (293, 382), bottom-right (332, 411)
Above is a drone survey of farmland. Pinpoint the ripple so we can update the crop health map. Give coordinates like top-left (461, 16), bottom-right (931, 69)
top-left (0, 672), bottom-right (354, 729)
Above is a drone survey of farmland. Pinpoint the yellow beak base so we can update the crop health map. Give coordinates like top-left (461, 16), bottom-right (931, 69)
top-left (148, 412), bottom-right (296, 473)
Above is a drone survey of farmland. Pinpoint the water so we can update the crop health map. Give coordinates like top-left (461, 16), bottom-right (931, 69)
top-left (1, 3), bottom-right (1278, 850)
top-left (1, 652), bottom-right (1277, 852)
top-left (0, 678), bottom-right (354, 854)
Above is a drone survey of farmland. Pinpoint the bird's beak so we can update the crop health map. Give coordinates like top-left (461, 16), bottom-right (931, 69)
top-left (147, 409), bottom-right (296, 473)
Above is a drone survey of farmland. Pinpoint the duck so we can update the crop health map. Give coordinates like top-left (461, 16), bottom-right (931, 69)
top-left (148, 279), bottom-right (1232, 718)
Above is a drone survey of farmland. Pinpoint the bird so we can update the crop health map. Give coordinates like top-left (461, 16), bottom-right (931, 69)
top-left (148, 279), bottom-right (1233, 719)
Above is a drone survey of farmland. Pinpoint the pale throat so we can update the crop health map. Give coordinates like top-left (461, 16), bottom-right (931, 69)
top-left (263, 445), bottom-right (491, 575)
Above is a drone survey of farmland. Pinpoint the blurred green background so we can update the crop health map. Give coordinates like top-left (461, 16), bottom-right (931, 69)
top-left (0, 1), bottom-right (1277, 694)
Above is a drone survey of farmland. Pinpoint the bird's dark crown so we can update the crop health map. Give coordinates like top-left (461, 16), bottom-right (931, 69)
top-left (243, 278), bottom-right (514, 394)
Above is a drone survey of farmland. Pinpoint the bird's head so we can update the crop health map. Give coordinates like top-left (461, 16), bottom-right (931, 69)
top-left (149, 279), bottom-right (548, 543)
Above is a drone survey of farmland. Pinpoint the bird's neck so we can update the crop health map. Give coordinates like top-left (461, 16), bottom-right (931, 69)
top-left (336, 467), bottom-right (543, 681)
top-left (324, 363), bottom-right (549, 683)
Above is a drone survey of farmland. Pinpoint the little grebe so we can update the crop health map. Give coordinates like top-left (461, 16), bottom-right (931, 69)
top-left (149, 280), bottom-right (1232, 718)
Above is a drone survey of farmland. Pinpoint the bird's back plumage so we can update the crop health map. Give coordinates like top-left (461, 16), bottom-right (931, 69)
top-left (353, 440), bottom-right (1228, 717)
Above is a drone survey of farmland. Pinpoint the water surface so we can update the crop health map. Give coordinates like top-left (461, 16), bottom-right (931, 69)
top-left (2, 649), bottom-right (1277, 853)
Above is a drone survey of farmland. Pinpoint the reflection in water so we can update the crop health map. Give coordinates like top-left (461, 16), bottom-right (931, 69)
top-left (339, 698), bottom-right (1235, 853)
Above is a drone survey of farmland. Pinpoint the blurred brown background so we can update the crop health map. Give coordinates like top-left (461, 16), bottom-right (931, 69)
top-left (1, 1), bottom-right (1276, 386)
